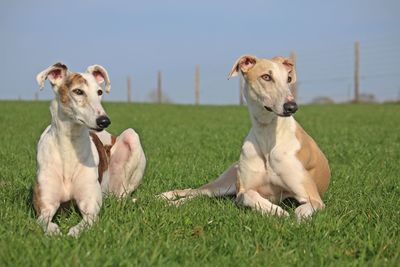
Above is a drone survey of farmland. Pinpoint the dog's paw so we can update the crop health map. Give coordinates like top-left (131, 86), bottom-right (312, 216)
top-left (270, 206), bottom-right (289, 217)
top-left (67, 226), bottom-right (82, 238)
top-left (258, 205), bottom-right (289, 217)
top-left (277, 208), bottom-right (290, 217)
top-left (157, 189), bottom-right (196, 207)
top-left (157, 191), bottom-right (174, 201)
top-left (45, 223), bottom-right (62, 236)
top-left (167, 197), bottom-right (193, 207)
top-left (295, 203), bottom-right (315, 221)
top-left (158, 189), bottom-right (193, 201)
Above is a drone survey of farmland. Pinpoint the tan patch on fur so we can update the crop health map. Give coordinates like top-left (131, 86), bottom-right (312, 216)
top-left (245, 59), bottom-right (275, 82)
top-left (68, 73), bottom-right (87, 86)
top-left (111, 135), bottom-right (117, 145)
top-left (58, 73), bottom-right (88, 104)
top-left (104, 135), bottom-right (117, 158)
top-left (243, 57), bottom-right (297, 86)
top-left (272, 56), bottom-right (297, 84)
top-left (58, 84), bottom-right (70, 104)
top-left (295, 123), bottom-right (331, 197)
top-left (32, 182), bottom-right (43, 215)
top-left (90, 132), bottom-right (110, 183)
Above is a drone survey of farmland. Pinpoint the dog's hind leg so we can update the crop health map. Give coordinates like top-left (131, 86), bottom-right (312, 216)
top-left (159, 162), bottom-right (238, 205)
top-left (108, 128), bottom-right (146, 198)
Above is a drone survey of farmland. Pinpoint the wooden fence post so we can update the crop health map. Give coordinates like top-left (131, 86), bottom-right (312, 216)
top-left (195, 65), bottom-right (200, 105)
top-left (157, 71), bottom-right (162, 103)
top-left (127, 76), bottom-right (132, 103)
top-left (354, 41), bottom-right (360, 102)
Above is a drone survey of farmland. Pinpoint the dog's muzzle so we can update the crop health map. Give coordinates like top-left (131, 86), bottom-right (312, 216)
top-left (96, 115), bottom-right (111, 129)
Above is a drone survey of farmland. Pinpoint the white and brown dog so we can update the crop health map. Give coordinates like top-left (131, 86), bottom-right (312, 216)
top-left (161, 55), bottom-right (330, 220)
top-left (33, 63), bottom-right (146, 236)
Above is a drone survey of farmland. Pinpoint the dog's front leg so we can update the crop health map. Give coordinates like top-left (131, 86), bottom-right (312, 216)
top-left (67, 197), bottom-right (101, 237)
top-left (235, 136), bottom-right (289, 217)
top-left (292, 179), bottom-right (325, 221)
top-left (37, 205), bottom-right (61, 236)
top-left (270, 156), bottom-right (325, 220)
top-left (33, 182), bottom-right (62, 235)
top-left (68, 182), bottom-right (102, 237)
top-left (236, 189), bottom-right (289, 217)
top-left (235, 166), bottom-right (288, 216)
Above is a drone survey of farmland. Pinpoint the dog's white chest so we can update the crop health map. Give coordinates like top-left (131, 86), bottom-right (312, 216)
top-left (239, 117), bottom-right (304, 196)
top-left (37, 126), bottom-right (99, 201)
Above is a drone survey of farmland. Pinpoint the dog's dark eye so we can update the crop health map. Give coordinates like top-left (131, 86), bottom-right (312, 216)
top-left (73, 89), bottom-right (84, 96)
top-left (287, 77), bottom-right (292, 83)
top-left (261, 74), bottom-right (272, 81)
top-left (97, 90), bottom-right (103, 96)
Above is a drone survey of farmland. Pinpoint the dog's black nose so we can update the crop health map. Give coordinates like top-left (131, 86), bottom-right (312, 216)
top-left (283, 101), bottom-right (298, 114)
top-left (96, 116), bottom-right (111, 129)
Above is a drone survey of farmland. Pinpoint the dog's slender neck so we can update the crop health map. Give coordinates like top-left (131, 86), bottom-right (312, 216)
top-left (49, 99), bottom-right (95, 166)
top-left (244, 85), bottom-right (295, 153)
top-left (50, 100), bottom-right (89, 138)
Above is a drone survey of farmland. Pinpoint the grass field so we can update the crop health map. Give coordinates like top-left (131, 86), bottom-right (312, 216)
top-left (0, 101), bottom-right (399, 266)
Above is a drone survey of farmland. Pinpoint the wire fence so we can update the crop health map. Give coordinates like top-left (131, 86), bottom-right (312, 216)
top-left (28, 39), bottom-right (400, 105)
top-left (295, 39), bottom-right (400, 103)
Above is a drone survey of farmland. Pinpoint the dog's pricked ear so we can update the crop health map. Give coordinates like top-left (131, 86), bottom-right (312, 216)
top-left (36, 63), bottom-right (68, 90)
top-left (272, 56), bottom-right (297, 84)
top-left (86, 65), bottom-right (111, 93)
top-left (228, 55), bottom-right (257, 79)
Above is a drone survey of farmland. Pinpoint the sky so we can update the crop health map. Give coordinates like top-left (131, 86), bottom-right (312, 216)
top-left (1, 0), bottom-right (399, 104)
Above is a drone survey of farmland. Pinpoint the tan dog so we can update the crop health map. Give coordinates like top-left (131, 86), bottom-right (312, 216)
top-left (160, 55), bottom-right (330, 220)
top-left (33, 63), bottom-right (146, 236)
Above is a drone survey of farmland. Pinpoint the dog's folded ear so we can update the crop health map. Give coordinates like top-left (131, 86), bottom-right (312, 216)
top-left (272, 56), bottom-right (297, 85)
top-left (228, 55), bottom-right (257, 79)
top-left (86, 65), bottom-right (111, 93)
top-left (36, 63), bottom-right (69, 90)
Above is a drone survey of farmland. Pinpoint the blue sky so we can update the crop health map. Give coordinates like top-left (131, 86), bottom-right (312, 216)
top-left (1, 0), bottom-right (399, 104)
